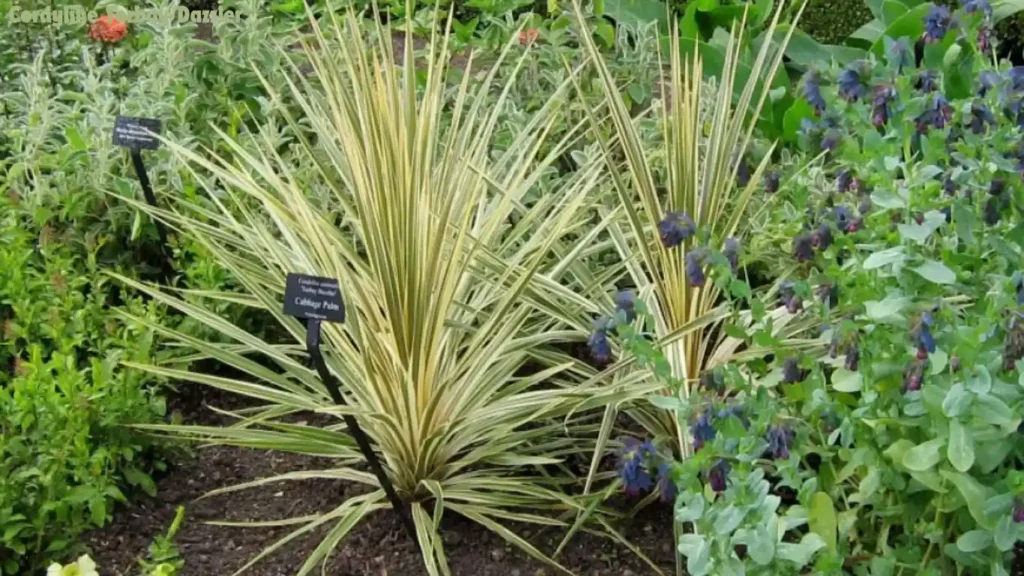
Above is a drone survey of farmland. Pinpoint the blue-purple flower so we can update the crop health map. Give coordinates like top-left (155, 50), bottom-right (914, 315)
top-left (656, 463), bottom-right (676, 502)
top-left (706, 459), bottom-right (730, 493)
top-left (821, 129), bottom-right (842, 153)
top-left (614, 290), bottom-right (637, 323)
top-left (978, 70), bottom-right (1001, 96)
top-left (691, 409), bottom-right (716, 452)
top-left (990, 178), bottom-right (1006, 196)
top-left (917, 70), bottom-right (940, 93)
top-left (765, 425), bottom-right (794, 460)
top-left (836, 169), bottom-right (853, 194)
top-left (963, 0), bottom-right (992, 19)
top-left (916, 94), bottom-right (954, 133)
top-left (782, 357), bottom-right (805, 384)
top-left (978, 23), bottom-right (995, 52)
top-left (616, 437), bottom-right (655, 497)
top-left (969, 103), bottom-right (995, 134)
top-left (838, 62), bottom-right (868, 102)
top-left (765, 171), bottom-right (781, 194)
top-left (735, 154), bottom-right (751, 187)
top-left (722, 238), bottom-right (740, 273)
top-left (685, 249), bottom-right (707, 287)
top-left (658, 212), bottom-right (696, 249)
top-left (872, 85), bottom-right (896, 129)
top-left (844, 344), bottom-right (860, 371)
top-left (943, 175), bottom-right (958, 196)
top-left (817, 282), bottom-right (839, 309)
top-left (793, 233), bottom-right (814, 262)
top-left (588, 316), bottom-right (614, 364)
top-left (903, 361), bottom-right (925, 392)
top-left (886, 37), bottom-right (914, 71)
top-left (984, 196), bottom-right (1001, 225)
top-left (923, 6), bottom-right (953, 44)
top-left (812, 223), bottom-right (833, 251)
top-left (802, 71), bottom-right (827, 113)
top-left (1014, 499), bottom-right (1024, 523)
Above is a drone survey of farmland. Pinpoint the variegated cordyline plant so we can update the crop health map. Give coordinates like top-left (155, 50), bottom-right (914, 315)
top-left (548, 0), bottom-right (829, 544)
top-left (105, 8), bottom-right (621, 576)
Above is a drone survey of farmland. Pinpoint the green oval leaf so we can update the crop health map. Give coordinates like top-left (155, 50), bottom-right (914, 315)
top-left (948, 420), bottom-right (975, 472)
top-left (912, 260), bottom-right (956, 284)
top-left (902, 438), bottom-right (944, 471)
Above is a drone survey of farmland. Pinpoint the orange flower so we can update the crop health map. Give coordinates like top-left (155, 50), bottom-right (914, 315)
top-left (519, 28), bottom-right (538, 46)
top-left (88, 15), bottom-right (128, 44)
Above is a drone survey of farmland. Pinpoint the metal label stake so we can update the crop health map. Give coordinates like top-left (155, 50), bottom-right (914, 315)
top-left (113, 115), bottom-right (175, 285)
top-left (285, 273), bottom-right (418, 546)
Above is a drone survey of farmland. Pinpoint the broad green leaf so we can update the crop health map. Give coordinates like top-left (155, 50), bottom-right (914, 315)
top-left (881, 0), bottom-right (909, 26)
top-left (863, 246), bottom-right (906, 270)
top-left (871, 190), bottom-right (907, 209)
top-left (948, 420), bottom-right (975, 472)
top-left (995, 514), bottom-right (1017, 551)
top-left (864, 292), bottom-right (910, 319)
top-left (941, 470), bottom-right (995, 530)
top-left (783, 98), bottom-right (816, 143)
top-left (747, 524), bottom-right (775, 565)
top-left (870, 3), bottom-right (936, 56)
top-left (808, 492), bottom-right (837, 552)
top-left (714, 505), bottom-right (744, 535)
top-left (954, 203), bottom-right (976, 243)
top-left (942, 383), bottom-right (971, 418)
top-left (776, 533), bottom-right (825, 567)
top-left (912, 260), bottom-right (956, 284)
top-left (994, 0), bottom-right (1024, 23)
top-left (973, 394), bottom-right (1014, 427)
top-left (902, 438), bottom-right (944, 471)
top-left (956, 530), bottom-right (992, 552)
top-left (966, 365), bottom-right (992, 394)
top-left (831, 368), bottom-right (862, 392)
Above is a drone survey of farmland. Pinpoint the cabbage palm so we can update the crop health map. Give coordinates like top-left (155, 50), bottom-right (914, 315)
top-left (109, 10), bottom-right (616, 576)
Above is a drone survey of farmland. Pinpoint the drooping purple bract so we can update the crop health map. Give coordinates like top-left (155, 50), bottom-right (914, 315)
top-left (1014, 499), bottom-right (1024, 523)
top-left (735, 154), bottom-right (751, 187)
top-left (782, 357), bottom-right (805, 384)
top-left (844, 345), bottom-right (860, 371)
top-left (812, 223), bottom-right (833, 251)
top-left (706, 459), bottom-right (730, 493)
top-left (821, 129), bottom-right (842, 152)
top-left (802, 71), bottom-right (827, 113)
top-left (685, 249), bottom-right (707, 287)
top-left (872, 85), bottom-right (896, 129)
top-left (836, 170), bottom-right (853, 194)
top-left (588, 316), bottom-right (614, 364)
top-left (616, 437), bottom-right (655, 497)
top-left (765, 171), bottom-right (781, 194)
top-left (614, 290), bottom-right (637, 323)
top-left (977, 70), bottom-right (1001, 96)
top-left (923, 6), bottom-right (953, 44)
top-left (990, 178), bottom-right (1005, 196)
top-left (984, 197), bottom-right (1001, 225)
top-left (838, 63), bottom-right (867, 102)
top-left (658, 212), bottom-right (696, 249)
top-left (964, 0), bottom-right (992, 19)
top-left (765, 425), bottom-right (794, 460)
top-left (978, 24), bottom-right (995, 52)
top-left (970, 104), bottom-right (995, 135)
top-left (917, 70), bottom-right (940, 93)
top-left (691, 409), bottom-right (716, 452)
top-left (786, 296), bottom-right (803, 314)
top-left (723, 238), bottom-right (740, 273)
top-left (656, 463), bottom-right (676, 502)
top-left (817, 282), bottom-right (839, 309)
top-left (793, 234), bottom-right (814, 262)
top-left (916, 94), bottom-right (954, 133)
top-left (903, 361), bottom-right (925, 392)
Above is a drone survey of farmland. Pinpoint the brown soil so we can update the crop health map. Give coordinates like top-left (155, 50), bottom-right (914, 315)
top-left (82, 386), bottom-right (676, 576)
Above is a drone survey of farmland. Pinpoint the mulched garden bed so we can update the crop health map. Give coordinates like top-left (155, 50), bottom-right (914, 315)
top-left (83, 386), bottom-right (676, 575)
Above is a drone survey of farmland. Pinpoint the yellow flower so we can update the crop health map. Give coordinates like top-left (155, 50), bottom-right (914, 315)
top-left (46, 555), bottom-right (99, 576)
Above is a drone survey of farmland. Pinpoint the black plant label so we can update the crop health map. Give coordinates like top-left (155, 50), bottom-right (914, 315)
top-left (112, 116), bottom-right (162, 150)
top-left (283, 273), bottom-right (345, 322)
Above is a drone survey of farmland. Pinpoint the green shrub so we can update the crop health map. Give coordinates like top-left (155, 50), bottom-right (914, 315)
top-left (0, 195), bottom-right (170, 573)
